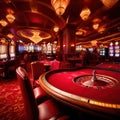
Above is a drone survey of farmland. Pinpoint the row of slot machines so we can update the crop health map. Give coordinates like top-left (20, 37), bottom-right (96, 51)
top-left (99, 45), bottom-right (120, 57)
top-left (0, 44), bottom-right (16, 60)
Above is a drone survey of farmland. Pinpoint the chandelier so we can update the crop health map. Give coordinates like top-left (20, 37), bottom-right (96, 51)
top-left (30, 31), bottom-right (42, 44)
top-left (6, 8), bottom-right (15, 23)
top-left (100, 0), bottom-right (119, 9)
top-left (18, 29), bottom-right (52, 44)
top-left (80, 7), bottom-right (91, 21)
top-left (6, 13), bottom-right (15, 23)
top-left (51, 0), bottom-right (70, 15)
top-left (0, 19), bottom-right (8, 27)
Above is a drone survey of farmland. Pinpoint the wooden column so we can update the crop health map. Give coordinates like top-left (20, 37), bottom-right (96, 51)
top-left (57, 26), bottom-right (76, 61)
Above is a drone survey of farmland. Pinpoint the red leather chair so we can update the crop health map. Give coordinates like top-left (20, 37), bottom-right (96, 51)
top-left (16, 66), bottom-right (71, 120)
top-left (22, 61), bottom-right (49, 104)
top-left (50, 59), bottom-right (61, 71)
top-left (31, 61), bottom-right (45, 87)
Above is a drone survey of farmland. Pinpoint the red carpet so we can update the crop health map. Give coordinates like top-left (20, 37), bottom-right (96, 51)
top-left (0, 78), bottom-right (24, 120)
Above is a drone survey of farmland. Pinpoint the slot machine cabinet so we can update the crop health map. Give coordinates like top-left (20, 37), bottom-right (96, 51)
top-left (9, 40), bottom-right (16, 59)
top-left (114, 41), bottom-right (120, 57)
top-left (114, 41), bottom-right (120, 62)
top-left (0, 38), bottom-right (8, 60)
top-left (108, 42), bottom-right (114, 61)
top-left (98, 44), bottom-right (108, 62)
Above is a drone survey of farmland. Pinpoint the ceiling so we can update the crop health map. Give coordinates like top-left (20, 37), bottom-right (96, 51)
top-left (0, 0), bottom-right (120, 47)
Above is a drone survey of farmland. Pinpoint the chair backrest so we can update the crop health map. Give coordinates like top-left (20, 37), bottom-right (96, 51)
top-left (16, 66), bottom-right (39, 120)
top-left (31, 61), bottom-right (45, 80)
top-left (50, 59), bottom-right (61, 70)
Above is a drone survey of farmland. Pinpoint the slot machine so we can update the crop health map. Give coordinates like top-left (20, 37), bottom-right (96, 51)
top-left (0, 38), bottom-right (8, 60)
top-left (9, 40), bottom-right (16, 59)
top-left (99, 48), bottom-right (104, 56)
top-left (109, 42), bottom-right (114, 57)
top-left (114, 41), bottom-right (120, 57)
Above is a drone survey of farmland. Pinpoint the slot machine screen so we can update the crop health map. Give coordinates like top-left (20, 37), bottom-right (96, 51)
top-left (99, 48), bottom-right (108, 56)
top-left (46, 42), bottom-right (52, 54)
top-left (99, 48), bottom-right (104, 56)
top-left (18, 45), bottom-right (25, 53)
top-left (34, 45), bottom-right (42, 52)
top-left (9, 45), bottom-right (15, 58)
top-left (0, 44), bottom-right (8, 59)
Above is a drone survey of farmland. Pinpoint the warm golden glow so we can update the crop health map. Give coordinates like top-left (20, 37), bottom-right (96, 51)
top-left (51, 0), bottom-right (70, 15)
top-left (98, 24), bottom-right (106, 34)
top-left (101, 0), bottom-right (119, 9)
top-left (19, 29), bottom-right (52, 44)
top-left (80, 7), bottom-right (91, 21)
top-left (115, 41), bottom-right (119, 45)
top-left (90, 100), bottom-right (120, 109)
top-left (75, 28), bottom-right (87, 36)
top-left (30, 31), bottom-right (42, 44)
top-left (53, 26), bottom-right (59, 32)
top-left (7, 33), bottom-right (14, 39)
top-left (92, 18), bottom-right (101, 30)
top-left (1, 38), bottom-right (6, 43)
top-left (0, 19), bottom-right (8, 27)
top-left (6, 13), bottom-right (15, 23)
top-left (92, 23), bottom-right (99, 30)
top-left (91, 40), bottom-right (97, 46)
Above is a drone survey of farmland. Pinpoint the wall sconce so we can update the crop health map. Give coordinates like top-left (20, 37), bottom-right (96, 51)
top-left (51, 0), bottom-right (70, 15)
top-left (80, 7), bottom-right (91, 21)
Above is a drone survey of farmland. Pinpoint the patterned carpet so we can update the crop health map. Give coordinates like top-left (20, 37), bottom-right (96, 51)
top-left (0, 77), bottom-right (24, 120)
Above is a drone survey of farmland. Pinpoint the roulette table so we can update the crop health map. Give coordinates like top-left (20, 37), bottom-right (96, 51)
top-left (39, 66), bottom-right (120, 119)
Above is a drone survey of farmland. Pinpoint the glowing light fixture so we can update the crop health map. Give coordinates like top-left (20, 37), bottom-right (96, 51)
top-left (92, 18), bottom-right (101, 30)
top-left (30, 31), bottom-right (43, 44)
top-left (18, 29), bottom-right (52, 44)
top-left (0, 19), bottom-right (8, 27)
top-left (6, 13), bottom-right (15, 23)
top-left (7, 33), bottom-right (14, 39)
top-left (101, 0), bottom-right (119, 9)
top-left (6, 8), bottom-right (15, 23)
top-left (115, 41), bottom-right (119, 45)
top-left (97, 24), bottom-right (106, 34)
top-left (80, 7), bottom-right (91, 21)
top-left (91, 40), bottom-right (97, 46)
top-left (75, 28), bottom-right (87, 36)
top-left (53, 26), bottom-right (59, 32)
top-left (51, 0), bottom-right (70, 15)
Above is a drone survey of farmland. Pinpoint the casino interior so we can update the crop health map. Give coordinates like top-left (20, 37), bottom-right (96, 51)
top-left (0, 0), bottom-right (120, 120)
